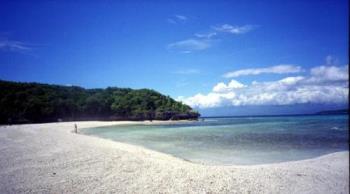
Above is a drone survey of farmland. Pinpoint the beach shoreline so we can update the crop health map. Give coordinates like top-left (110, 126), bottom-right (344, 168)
top-left (0, 121), bottom-right (348, 193)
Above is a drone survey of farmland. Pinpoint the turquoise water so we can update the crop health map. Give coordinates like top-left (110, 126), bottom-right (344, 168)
top-left (82, 114), bottom-right (349, 165)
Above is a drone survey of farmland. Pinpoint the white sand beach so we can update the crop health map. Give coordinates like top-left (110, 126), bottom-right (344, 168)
top-left (0, 121), bottom-right (348, 193)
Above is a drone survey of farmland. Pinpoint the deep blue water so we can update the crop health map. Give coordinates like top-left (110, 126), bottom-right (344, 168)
top-left (82, 114), bottom-right (349, 165)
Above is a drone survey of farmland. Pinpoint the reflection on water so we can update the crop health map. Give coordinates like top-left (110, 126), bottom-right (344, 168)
top-left (82, 114), bottom-right (349, 165)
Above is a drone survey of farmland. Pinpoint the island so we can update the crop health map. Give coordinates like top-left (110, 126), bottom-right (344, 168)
top-left (315, 109), bottom-right (349, 115)
top-left (0, 80), bottom-right (200, 124)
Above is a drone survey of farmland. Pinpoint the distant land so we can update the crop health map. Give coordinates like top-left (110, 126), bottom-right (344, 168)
top-left (315, 109), bottom-right (349, 115)
top-left (0, 80), bottom-right (199, 124)
top-left (202, 109), bottom-right (349, 119)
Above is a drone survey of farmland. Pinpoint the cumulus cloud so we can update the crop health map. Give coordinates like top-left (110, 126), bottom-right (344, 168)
top-left (177, 93), bottom-right (233, 108)
top-left (309, 65), bottom-right (348, 82)
top-left (213, 80), bottom-right (246, 93)
top-left (167, 39), bottom-right (211, 52)
top-left (178, 65), bottom-right (349, 108)
top-left (213, 24), bottom-right (257, 34)
top-left (223, 64), bottom-right (303, 78)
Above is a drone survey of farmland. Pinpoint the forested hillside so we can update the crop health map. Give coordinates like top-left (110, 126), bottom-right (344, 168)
top-left (0, 80), bottom-right (199, 124)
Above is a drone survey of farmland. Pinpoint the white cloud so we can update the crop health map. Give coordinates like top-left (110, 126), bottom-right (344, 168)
top-left (194, 32), bottom-right (217, 39)
top-left (325, 55), bottom-right (338, 65)
top-left (175, 15), bottom-right (187, 21)
top-left (167, 14), bottom-right (187, 24)
top-left (213, 79), bottom-right (246, 93)
top-left (177, 93), bottom-right (230, 108)
top-left (213, 24), bottom-right (257, 34)
top-left (0, 39), bottom-right (32, 52)
top-left (278, 76), bottom-right (305, 85)
top-left (167, 23), bottom-right (258, 52)
top-left (223, 64), bottom-right (303, 78)
top-left (178, 65), bottom-right (349, 108)
top-left (167, 39), bottom-right (211, 52)
top-left (309, 65), bottom-right (348, 82)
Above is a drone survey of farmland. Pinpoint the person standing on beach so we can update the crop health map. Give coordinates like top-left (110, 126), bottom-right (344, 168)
top-left (74, 123), bottom-right (78, 133)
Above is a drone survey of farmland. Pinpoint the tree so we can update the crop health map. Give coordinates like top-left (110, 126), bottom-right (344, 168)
top-left (0, 80), bottom-right (200, 124)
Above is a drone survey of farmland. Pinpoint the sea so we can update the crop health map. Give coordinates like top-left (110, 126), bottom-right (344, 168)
top-left (81, 114), bottom-right (349, 165)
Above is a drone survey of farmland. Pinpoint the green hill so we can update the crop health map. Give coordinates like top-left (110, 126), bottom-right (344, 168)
top-left (0, 80), bottom-right (199, 124)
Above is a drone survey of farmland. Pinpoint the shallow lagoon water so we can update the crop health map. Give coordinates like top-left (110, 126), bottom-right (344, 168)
top-left (82, 114), bottom-right (349, 165)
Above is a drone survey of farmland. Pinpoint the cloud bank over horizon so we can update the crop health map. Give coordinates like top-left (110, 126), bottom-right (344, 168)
top-left (177, 64), bottom-right (349, 109)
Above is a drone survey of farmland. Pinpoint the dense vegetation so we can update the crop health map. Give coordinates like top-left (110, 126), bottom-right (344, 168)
top-left (0, 80), bottom-right (199, 124)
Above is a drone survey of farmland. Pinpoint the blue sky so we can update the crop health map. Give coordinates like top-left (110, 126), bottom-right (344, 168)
top-left (0, 0), bottom-right (348, 115)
